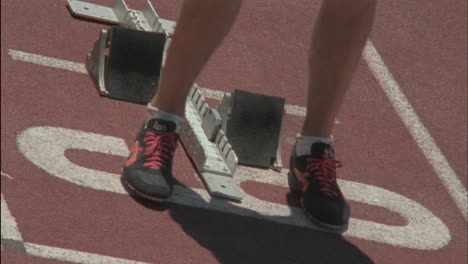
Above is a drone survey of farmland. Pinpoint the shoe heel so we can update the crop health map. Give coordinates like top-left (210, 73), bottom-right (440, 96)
top-left (288, 172), bottom-right (301, 192)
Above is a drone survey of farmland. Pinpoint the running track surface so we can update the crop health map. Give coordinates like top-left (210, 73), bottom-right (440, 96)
top-left (1, 0), bottom-right (467, 263)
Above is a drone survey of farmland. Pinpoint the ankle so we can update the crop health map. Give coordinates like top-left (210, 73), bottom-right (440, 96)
top-left (295, 134), bottom-right (333, 156)
top-left (147, 104), bottom-right (184, 132)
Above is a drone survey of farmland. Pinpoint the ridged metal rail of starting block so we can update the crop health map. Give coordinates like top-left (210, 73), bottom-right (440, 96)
top-left (67, 0), bottom-right (244, 200)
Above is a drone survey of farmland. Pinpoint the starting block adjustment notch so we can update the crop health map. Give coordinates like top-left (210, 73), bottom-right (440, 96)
top-left (185, 85), bottom-right (238, 177)
top-left (112, 0), bottom-right (129, 26)
top-left (181, 86), bottom-right (243, 200)
top-left (142, 0), bottom-right (163, 33)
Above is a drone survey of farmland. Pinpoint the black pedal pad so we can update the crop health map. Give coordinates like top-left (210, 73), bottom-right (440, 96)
top-left (105, 26), bottom-right (166, 104)
top-left (218, 90), bottom-right (285, 168)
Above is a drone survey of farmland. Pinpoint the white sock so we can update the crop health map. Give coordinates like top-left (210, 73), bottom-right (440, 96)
top-left (147, 104), bottom-right (184, 132)
top-left (295, 133), bottom-right (333, 156)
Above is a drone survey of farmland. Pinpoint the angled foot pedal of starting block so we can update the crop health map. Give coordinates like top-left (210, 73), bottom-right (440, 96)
top-left (217, 90), bottom-right (286, 170)
top-left (86, 26), bottom-right (166, 104)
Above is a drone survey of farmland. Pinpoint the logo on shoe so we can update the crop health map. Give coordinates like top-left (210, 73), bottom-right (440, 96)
top-left (152, 121), bottom-right (167, 132)
top-left (124, 142), bottom-right (142, 167)
top-left (293, 168), bottom-right (310, 192)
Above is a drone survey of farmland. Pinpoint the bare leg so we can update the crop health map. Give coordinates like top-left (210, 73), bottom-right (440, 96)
top-left (150, 0), bottom-right (242, 116)
top-left (302, 0), bottom-right (376, 137)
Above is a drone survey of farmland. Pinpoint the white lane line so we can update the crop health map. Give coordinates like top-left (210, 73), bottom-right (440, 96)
top-left (7, 49), bottom-right (338, 122)
top-left (25, 243), bottom-right (151, 264)
top-left (8, 49), bottom-right (87, 74)
top-left (285, 104), bottom-right (306, 118)
top-left (364, 41), bottom-right (467, 220)
top-left (1, 194), bottom-right (24, 242)
top-left (1, 171), bottom-right (13, 180)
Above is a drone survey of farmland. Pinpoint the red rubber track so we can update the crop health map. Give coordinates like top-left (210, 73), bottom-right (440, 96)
top-left (1, 0), bottom-right (466, 263)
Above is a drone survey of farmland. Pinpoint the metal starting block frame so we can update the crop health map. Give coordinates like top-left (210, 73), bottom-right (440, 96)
top-left (67, 0), bottom-right (175, 32)
top-left (67, 0), bottom-right (244, 200)
top-left (181, 85), bottom-right (241, 198)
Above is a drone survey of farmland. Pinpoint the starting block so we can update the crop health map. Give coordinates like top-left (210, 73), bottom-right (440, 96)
top-left (67, 0), bottom-right (286, 201)
top-left (86, 26), bottom-right (166, 104)
top-left (217, 90), bottom-right (285, 169)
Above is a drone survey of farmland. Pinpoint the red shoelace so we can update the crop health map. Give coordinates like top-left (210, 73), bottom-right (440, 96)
top-left (305, 157), bottom-right (343, 198)
top-left (142, 132), bottom-right (176, 169)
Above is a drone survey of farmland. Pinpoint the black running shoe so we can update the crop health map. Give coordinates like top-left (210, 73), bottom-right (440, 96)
top-left (122, 118), bottom-right (178, 201)
top-left (289, 142), bottom-right (350, 232)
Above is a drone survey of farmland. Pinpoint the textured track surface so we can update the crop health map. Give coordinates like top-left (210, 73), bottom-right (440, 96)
top-left (2, 0), bottom-right (466, 263)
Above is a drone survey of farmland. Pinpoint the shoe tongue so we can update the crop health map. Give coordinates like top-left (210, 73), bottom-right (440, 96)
top-left (146, 118), bottom-right (177, 133)
top-left (310, 142), bottom-right (335, 159)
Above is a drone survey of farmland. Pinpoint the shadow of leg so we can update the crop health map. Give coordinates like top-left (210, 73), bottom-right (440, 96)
top-left (123, 178), bottom-right (375, 264)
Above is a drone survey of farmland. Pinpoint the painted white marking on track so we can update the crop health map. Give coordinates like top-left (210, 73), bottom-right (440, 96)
top-left (8, 49), bottom-right (86, 73)
top-left (7, 49), bottom-right (341, 124)
top-left (16, 126), bottom-right (129, 194)
top-left (363, 41), bottom-right (467, 220)
top-left (1, 194), bottom-right (24, 241)
top-left (25, 243), bottom-right (151, 264)
top-left (235, 166), bottom-right (451, 250)
top-left (17, 126), bottom-right (452, 250)
top-left (1, 172), bottom-right (13, 180)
